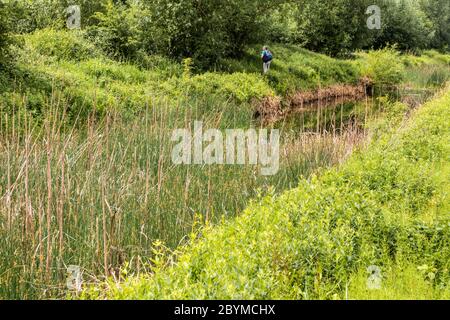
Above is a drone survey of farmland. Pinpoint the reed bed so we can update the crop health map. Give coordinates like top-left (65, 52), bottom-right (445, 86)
top-left (0, 91), bottom-right (370, 299)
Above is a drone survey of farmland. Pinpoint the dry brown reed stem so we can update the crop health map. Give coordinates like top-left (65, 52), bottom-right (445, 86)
top-left (45, 113), bottom-right (53, 277)
top-left (256, 80), bottom-right (372, 123)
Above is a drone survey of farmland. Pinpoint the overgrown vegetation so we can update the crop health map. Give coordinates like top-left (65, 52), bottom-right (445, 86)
top-left (356, 48), bottom-right (405, 87)
top-left (82, 86), bottom-right (450, 300)
top-left (4, 0), bottom-right (449, 66)
top-left (0, 1), bottom-right (12, 67)
top-left (4, 28), bottom-right (448, 123)
top-left (1, 0), bottom-right (450, 300)
top-left (0, 82), bottom-right (376, 299)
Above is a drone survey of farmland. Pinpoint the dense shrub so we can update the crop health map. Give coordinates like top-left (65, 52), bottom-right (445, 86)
top-left (287, 0), bottom-right (445, 56)
top-left (356, 48), bottom-right (405, 87)
top-left (371, 0), bottom-right (433, 52)
top-left (292, 0), bottom-right (374, 56)
top-left (420, 0), bottom-right (450, 50)
top-left (9, 0), bottom-right (110, 33)
top-left (0, 1), bottom-right (12, 66)
top-left (24, 28), bottom-right (100, 61)
top-left (87, 0), bottom-right (143, 60)
top-left (82, 86), bottom-right (450, 300)
top-left (139, 0), bottom-right (285, 67)
top-left (8, 0), bottom-right (448, 67)
top-left (261, 3), bottom-right (299, 44)
top-left (8, 0), bottom-right (65, 33)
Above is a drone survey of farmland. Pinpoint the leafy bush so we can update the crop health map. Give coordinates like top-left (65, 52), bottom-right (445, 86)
top-left (82, 86), bottom-right (450, 300)
top-left (371, 0), bottom-right (433, 52)
top-left (420, 0), bottom-right (450, 50)
top-left (291, 0), bottom-right (374, 56)
top-left (356, 48), bottom-right (405, 87)
top-left (24, 28), bottom-right (100, 61)
top-left (7, 0), bottom-right (65, 33)
top-left (9, 0), bottom-right (447, 66)
top-left (9, 0), bottom-right (111, 33)
top-left (87, 0), bottom-right (143, 60)
top-left (0, 1), bottom-right (12, 66)
top-left (139, 0), bottom-right (281, 68)
top-left (263, 3), bottom-right (299, 44)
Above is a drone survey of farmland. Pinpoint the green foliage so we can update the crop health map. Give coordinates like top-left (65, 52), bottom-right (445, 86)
top-left (420, 0), bottom-right (450, 50)
top-left (3, 0), bottom-right (450, 301)
top-left (0, 1), bottom-right (12, 66)
top-left (292, 0), bottom-right (374, 56)
top-left (371, 0), bottom-right (433, 52)
top-left (23, 28), bottom-right (100, 61)
top-left (6, 0), bottom-right (449, 67)
top-left (7, 0), bottom-right (65, 33)
top-left (182, 57), bottom-right (193, 79)
top-left (0, 69), bottom-right (369, 299)
top-left (168, 71), bottom-right (274, 103)
top-left (87, 0), bottom-right (142, 60)
top-left (356, 48), bottom-right (405, 87)
top-left (262, 3), bottom-right (299, 44)
top-left (348, 263), bottom-right (450, 299)
top-left (134, 52), bottom-right (183, 77)
top-left (12, 31), bottom-right (275, 118)
top-left (82, 87), bottom-right (450, 300)
top-left (220, 44), bottom-right (360, 93)
top-left (423, 50), bottom-right (450, 65)
top-left (287, 0), bottom-right (446, 55)
top-left (10, 31), bottom-right (450, 119)
top-left (8, 0), bottom-right (110, 33)
top-left (266, 45), bottom-right (360, 92)
top-left (139, 0), bottom-right (285, 67)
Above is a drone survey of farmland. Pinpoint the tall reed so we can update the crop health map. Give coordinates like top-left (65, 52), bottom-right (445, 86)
top-left (0, 91), bottom-right (370, 299)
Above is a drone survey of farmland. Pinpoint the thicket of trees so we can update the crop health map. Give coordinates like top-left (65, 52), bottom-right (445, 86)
top-left (290, 0), bottom-right (374, 55)
top-left (371, 0), bottom-right (435, 51)
top-left (2, 0), bottom-right (449, 67)
top-left (0, 1), bottom-right (11, 66)
top-left (421, 0), bottom-right (450, 49)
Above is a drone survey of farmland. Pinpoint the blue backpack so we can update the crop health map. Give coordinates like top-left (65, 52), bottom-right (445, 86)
top-left (263, 51), bottom-right (273, 63)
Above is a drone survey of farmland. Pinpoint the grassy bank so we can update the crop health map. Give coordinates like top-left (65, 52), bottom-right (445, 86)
top-left (82, 86), bottom-right (450, 300)
top-left (1, 28), bottom-right (449, 300)
top-left (2, 29), bottom-right (448, 124)
top-left (0, 89), bottom-right (371, 299)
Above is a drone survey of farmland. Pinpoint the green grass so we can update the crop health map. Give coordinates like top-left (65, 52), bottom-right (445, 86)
top-left (5, 29), bottom-right (274, 120)
top-left (400, 50), bottom-right (450, 90)
top-left (81, 86), bottom-right (450, 300)
top-left (2, 29), bottom-right (449, 123)
top-left (1, 28), bottom-right (450, 300)
top-left (0, 88), bottom-right (371, 299)
top-left (219, 44), bottom-right (360, 94)
top-left (348, 263), bottom-right (450, 300)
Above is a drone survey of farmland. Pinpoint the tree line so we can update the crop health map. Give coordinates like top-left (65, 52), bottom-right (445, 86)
top-left (1, 0), bottom-right (449, 68)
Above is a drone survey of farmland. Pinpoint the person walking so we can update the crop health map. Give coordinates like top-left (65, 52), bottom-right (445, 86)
top-left (261, 46), bottom-right (273, 74)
